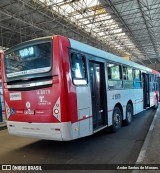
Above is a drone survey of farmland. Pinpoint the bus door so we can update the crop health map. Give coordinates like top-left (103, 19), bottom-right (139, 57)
top-left (89, 61), bottom-right (107, 130)
top-left (142, 73), bottom-right (150, 108)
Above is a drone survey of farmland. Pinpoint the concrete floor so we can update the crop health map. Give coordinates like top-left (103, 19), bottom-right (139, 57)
top-left (0, 108), bottom-right (156, 173)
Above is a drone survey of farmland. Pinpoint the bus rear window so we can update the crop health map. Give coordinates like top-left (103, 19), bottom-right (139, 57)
top-left (5, 42), bottom-right (52, 78)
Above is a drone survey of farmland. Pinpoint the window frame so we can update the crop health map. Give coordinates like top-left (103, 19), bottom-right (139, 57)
top-left (107, 62), bottom-right (122, 81)
top-left (69, 51), bottom-right (88, 86)
top-left (4, 38), bottom-right (53, 82)
top-left (133, 68), bottom-right (142, 88)
top-left (122, 65), bottom-right (134, 88)
top-left (107, 62), bottom-right (123, 90)
top-left (150, 74), bottom-right (159, 92)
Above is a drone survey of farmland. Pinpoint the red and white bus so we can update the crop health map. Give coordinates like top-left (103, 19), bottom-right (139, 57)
top-left (1, 35), bottom-right (159, 141)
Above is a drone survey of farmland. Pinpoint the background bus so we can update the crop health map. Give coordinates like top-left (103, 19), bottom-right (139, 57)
top-left (1, 35), bottom-right (159, 141)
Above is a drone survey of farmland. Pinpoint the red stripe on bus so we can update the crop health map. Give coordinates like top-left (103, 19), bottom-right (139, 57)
top-left (78, 115), bottom-right (92, 121)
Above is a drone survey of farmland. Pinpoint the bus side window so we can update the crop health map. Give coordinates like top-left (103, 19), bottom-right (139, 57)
top-left (149, 74), bottom-right (151, 92)
top-left (133, 69), bottom-right (142, 88)
top-left (70, 53), bottom-right (87, 85)
top-left (107, 63), bottom-right (122, 89)
top-left (122, 66), bottom-right (127, 80)
top-left (155, 75), bottom-right (158, 91)
top-left (152, 75), bottom-right (158, 92)
top-left (152, 75), bottom-right (155, 92)
top-left (123, 66), bottom-right (133, 88)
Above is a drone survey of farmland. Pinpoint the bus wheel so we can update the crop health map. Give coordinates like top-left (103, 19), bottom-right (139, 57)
top-left (153, 96), bottom-right (158, 109)
top-left (111, 107), bottom-right (122, 132)
top-left (124, 104), bottom-right (133, 125)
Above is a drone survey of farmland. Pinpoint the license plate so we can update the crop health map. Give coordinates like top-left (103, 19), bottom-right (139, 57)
top-left (24, 110), bottom-right (34, 115)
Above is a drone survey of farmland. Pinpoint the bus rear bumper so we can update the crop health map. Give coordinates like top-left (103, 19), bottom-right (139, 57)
top-left (6, 121), bottom-right (73, 141)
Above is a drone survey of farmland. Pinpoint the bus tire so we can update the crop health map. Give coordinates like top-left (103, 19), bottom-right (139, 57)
top-left (111, 107), bottom-right (122, 132)
top-left (153, 96), bottom-right (158, 109)
top-left (124, 104), bottom-right (133, 125)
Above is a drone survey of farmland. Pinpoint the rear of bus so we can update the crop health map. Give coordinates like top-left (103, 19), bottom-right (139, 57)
top-left (1, 35), bottom-right (78, 141)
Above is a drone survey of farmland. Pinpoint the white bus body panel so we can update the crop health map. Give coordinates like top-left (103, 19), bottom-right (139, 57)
top-left (7, 121), bottom-right (73, 141)
top-left (150, 92), bottom-right (154, 107)
top-left (69, 38), bottom-right (158, 136)
top-left (107, 88), bottom-right (143, 126)
top-left (7, 120), bottom-right (93, 141)
top-left (75, 86), bottom-right (93, 138)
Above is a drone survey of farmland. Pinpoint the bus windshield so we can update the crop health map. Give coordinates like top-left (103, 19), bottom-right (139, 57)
top-left (4, 42), bottom-right (52, 79)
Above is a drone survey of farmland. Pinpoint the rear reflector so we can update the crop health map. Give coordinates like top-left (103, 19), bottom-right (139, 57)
top-left (54, 109), bottom-right (59, 114)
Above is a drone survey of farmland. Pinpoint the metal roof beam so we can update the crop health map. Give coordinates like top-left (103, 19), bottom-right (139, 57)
top-left (17, 0), bottom-right (129, 55)
top-left (136, 0), bottom-right (159, 60)
top-left (99, 0), bottom-right (153, 63)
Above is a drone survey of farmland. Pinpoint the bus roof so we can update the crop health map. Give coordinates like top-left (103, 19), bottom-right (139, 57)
top-left (69, 38), bottom-right (158, 74)
top-left (3, 35), bottom-right (159, 75)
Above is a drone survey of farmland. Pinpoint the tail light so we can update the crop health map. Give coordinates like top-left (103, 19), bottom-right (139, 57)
top-left (53, 97), bottom-right (61, 122)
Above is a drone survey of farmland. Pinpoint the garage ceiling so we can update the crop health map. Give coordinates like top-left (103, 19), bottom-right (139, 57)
top-left (0, 0), bottom-right (160, 68)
